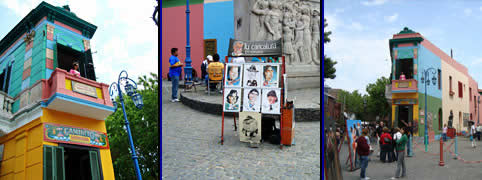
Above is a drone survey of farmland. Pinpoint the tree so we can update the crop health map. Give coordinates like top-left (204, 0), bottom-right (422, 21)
top-left (324, 18), bottom-right (337, 79)
top-left (366, 76), bottom-right (391, 123)
top-left (106, 73), bottom-right (159, 180)
top-left (337, 90), bottom-right (366, 121)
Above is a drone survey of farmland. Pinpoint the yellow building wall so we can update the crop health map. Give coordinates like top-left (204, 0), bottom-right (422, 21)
top-left (41, 108), bottom-right (115, 180)
top-left (0, 118), bottom-right (43, 180)
top-left (441, 60), bottom-right (469, 132)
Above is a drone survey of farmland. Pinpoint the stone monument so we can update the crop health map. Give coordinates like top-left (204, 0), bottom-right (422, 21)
top-left (234, 0), bottom-right (321, 90)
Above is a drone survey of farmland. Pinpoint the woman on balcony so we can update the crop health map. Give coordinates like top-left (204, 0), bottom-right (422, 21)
top-left (70, 62), bottom-right (81, 77)
top-left (400, 72), bottom-right (406, 80)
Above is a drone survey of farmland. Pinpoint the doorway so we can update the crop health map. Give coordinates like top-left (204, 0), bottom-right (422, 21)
top-left (396, 59), bottom-right (414, 80)
top-left (61, 144), bottom-right (103, 180)
top-left (397, 105), bottom-right (413, 128)
top-left (57, 44), bottom-right (83, 76)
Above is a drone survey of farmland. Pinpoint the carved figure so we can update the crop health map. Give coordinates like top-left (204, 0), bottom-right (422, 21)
top-left (265, 1), bottom-right (282, 40)
top-left (301, 5), bottom-right (312, 64)
top-left (251, 0), bottom-right (269, 40)
top-left (282, 12), bottom-right (295, 64)
top-left (311, 9), bottom-right (321, 65)
top-left (294, 16), bottom-right (305, 64)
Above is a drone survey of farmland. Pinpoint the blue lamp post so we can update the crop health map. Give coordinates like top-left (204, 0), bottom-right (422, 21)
top-left (109, 70), bottom-right (144, 180)
top-left (184, 0), bottom-right (193, 83)
top-left (421, 68), bottom-right (437, 152)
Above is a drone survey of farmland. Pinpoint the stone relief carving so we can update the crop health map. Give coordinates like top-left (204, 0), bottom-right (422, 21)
top-left (250, 0), bottom-right (320, 66)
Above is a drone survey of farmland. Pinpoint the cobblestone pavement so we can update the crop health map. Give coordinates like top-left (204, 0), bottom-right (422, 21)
top-left (162, 81), bottom-right (321, 179)
top-left (340, 136), bottom-right (482, 180)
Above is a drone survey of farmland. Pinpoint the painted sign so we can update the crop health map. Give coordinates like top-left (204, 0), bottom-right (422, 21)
top-left (394, 98), bottom-right (417, 105)
top-left (72, 81), bottom-right (97, 98)
top-left (44, 123), bottom-right (109, 149)
top-left (346, 120), bottom-right (362, 170)
top-left (228, 39), bottom-right (282, 57)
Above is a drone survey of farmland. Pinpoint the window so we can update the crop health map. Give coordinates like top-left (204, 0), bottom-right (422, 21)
top-left (44, 145), bottom-right (102, 180)
top-left (470, 88), bottom-right (472, 101)
top-left (438, 69), bottom-right (441, 89)
top-left (449, 76), bottom-right (452, 92)
top-left (57, 44), bottom-right (97, 81)
top-left (458, 82), bottom-right (463, 98)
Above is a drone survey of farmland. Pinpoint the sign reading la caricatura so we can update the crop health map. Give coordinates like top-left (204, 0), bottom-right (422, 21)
top-left (44, 123), bottom-right (109, 148)
top-left (228, 38), bottom-right (282, 57)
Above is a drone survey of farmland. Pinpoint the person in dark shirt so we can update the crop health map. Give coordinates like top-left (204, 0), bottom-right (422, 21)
top-left (357, 128), bottom-right (371, 180)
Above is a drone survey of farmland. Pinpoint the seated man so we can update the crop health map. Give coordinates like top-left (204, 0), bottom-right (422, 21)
top-left (207, 54), bottom-right (224, 92)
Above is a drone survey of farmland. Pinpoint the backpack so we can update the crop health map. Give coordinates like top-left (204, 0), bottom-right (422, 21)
top-left (356, 136), bottom-right (369, 153)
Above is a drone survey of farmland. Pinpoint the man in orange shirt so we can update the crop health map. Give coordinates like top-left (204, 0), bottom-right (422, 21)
top-left (207, 54), bottom-right (224, 92)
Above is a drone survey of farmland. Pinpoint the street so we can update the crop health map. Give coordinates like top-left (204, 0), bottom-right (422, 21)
top-left (340, 136), bottom-right (482, 180)
top-left (162, 81), bottom-right (321, 179)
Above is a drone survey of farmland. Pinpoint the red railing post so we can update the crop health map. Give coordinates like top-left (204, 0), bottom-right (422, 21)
top-left (439, 137), bottom-right (445, 166)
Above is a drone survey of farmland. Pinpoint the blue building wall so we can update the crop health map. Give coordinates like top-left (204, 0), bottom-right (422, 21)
top-left (417, 44), bottom-right (442, 98)
top-left (203, 1), bottom-right (234, 63)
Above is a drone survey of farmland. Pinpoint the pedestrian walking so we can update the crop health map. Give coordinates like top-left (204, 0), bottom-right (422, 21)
top-left (169, 48), bottom-right (183, 102)
top-left (393, 127), bottom-right (401, 159)
top-left (391, 128), bottom-right (408, 179)
top-left (356, 128), bottom-right (371, 180)
top-left (379, 127), bottom-right (392, 163)
top-left (376, 121), bottom-right (385, 157)
top-left (443, 124), bottom-right (448, 142)
top-left (471, 123), bottom-right (477, 148)
top-left (477, 125), bottom-right (482, 141)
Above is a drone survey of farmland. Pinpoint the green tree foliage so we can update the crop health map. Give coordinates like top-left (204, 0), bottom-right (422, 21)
top-left (337, 90), bottom-right (367, 121)
top-left (106, 72), bottom-right (159, 180)
top-left (324, 18), bottom-right (337, 79)
top-left (366, 76), bottom-right (391, 122)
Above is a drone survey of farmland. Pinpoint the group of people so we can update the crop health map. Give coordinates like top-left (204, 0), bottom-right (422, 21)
top-left (354, 121), bottom-right (411, 180)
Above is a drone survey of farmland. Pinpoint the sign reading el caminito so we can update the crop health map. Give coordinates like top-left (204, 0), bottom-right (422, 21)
top-left (44, 123), bottom-right (109, 148)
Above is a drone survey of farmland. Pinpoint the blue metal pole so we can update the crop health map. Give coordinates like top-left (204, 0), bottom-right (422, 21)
top-left (425, 70), bottom-right (428, 152)
top-left (454, 133), bottom-right (458, 159)
top-left (184, 0), bottom-right (192, 82)
top-left (408, 136), bottom-right (413, 157)
top-left (117, 83), bottom-right (143, 180)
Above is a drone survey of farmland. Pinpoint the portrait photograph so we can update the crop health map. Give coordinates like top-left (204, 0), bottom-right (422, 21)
top-left (243, 88), bottom-right (261, 112)
top-left (262, 64), bottom-right (279, 88)
top-left (243, 64), bottom-right (262, 88)
top-left (239, 112), bottom-right (262, 143)
top-left (225, 64), bottom-right (243, 88)
top-left (261, 88), bottom-right (281, 114)
top-left (223, 88), bottom-right (242, 112)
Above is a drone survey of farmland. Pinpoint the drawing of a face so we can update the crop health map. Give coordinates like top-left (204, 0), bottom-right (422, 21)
top-left (267, 90), bottom-right (278, 105)
top-left (226, 90), bottom-right (239, 105)
top-left (233, 42), bottom-right (243, 55)
top-left (229, 66), bottom-right (239, 80)
top-left (248, 89), bottom-right (259, 104)
top-left (264, 66), bottom-right (274, 82)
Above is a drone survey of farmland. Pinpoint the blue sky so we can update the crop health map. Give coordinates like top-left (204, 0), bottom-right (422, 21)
top-left (0, 0), bottom-right (158, 88)
top-left (324, 0), bottom-right (482, 94)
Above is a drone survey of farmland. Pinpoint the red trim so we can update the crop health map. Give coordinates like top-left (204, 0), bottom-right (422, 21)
top-left (393, 33), bottom-right (422, 39)
top-left (47, 33), bottom-right (53, 41)
top-left (35, 17), bottom-right (47, 27)
top-left (23, 68), bottom-right (31, 80)
top-left (0, 33), bottom-right (26, 58)
top-left (46, 59), bottom-right (54, 69)
top-left (54, 20), bottom-right (82, 35)
top-left (397, 43), bottom-right (414, 47)
top-left (43, 123), bottom-right (110, 149)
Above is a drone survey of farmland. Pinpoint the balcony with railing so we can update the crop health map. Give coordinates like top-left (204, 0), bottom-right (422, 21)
top-left (392, 79), bottom-right (418, 93)
top-left (41, 68), bottom-right (114, 120)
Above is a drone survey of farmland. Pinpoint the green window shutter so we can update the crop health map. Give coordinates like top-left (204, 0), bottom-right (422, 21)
top-left (54, 147), bottom-right (65, 180)
top-left (89, 150), bottom-right (101, 180)
top-left (44, 146), bottom-right (65, 180)
top-left (44, 146), bottom-right (53, 180)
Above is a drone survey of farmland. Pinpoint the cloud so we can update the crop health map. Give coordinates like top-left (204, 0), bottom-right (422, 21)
top-left (348, 22), bottom-right (364, 31)
top-left (324, 32), bottom-right (392, 94)
top-left (464, 8), bottom-right (472, 16)
top-left (361, 0), bottom-right (388, 6)
top-left (480, 6), bottom-right (482, 11)
top-left (384, 13), bottom-right (398, 23)
top-left (324, 13), bottom-right (342, 32)
top-left (471, 58), bottom-right (482, 65)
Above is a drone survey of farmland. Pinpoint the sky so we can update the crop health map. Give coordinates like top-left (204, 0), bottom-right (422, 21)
top-left (0, 0), bottom-right (158, 89)
top-left (324, 0), bottom-right (482, 95)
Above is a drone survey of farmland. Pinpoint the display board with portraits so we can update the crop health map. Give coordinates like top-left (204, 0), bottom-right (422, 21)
top-left (223, 62), bottom-right (282, 114)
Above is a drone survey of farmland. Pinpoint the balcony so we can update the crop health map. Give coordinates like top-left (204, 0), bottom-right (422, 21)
top-left (392, 79), bottom-right (418, 93)
top-left (41, 68), bottom-right (114, 120)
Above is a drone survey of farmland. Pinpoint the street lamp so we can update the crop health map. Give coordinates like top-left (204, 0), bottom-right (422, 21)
top-left (478, 96), bottom-right (480, 125)
top-left (420, 68), bottom-right (437, 152)
top-left (184, 0), bottom-right (193, 84)
top-left (109, 70), bottom-right (143, 180)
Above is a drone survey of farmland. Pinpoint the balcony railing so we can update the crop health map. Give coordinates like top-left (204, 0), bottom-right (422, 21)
top-left (41, 68), bottom-right (114, 120)
top-left (392, 79), bottom-right (418, 93)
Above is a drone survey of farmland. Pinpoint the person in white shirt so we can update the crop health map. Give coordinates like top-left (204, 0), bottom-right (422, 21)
top-left (442, 124), bottom-right (448, 142)
top-left (471, 123), bottom-right (477, 148)
top-left (477, 125), bottom-right (482, 141)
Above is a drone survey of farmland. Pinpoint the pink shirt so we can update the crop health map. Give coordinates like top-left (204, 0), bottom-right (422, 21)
top-left (69, 69), bottom-right (80, 77)
top-left (400, 74), bottom-right (406, 80)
